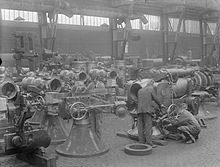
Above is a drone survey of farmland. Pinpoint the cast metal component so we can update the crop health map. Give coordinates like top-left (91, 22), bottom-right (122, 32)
top-left (108, 70), bottom-right (118, 79)
top-left (160, 68), bottom-right (195, 78)
top-left (77, 71), bottom-right (88, 81)
top-left (46, 77), bottom-right (62, 92)
top-left (0, 81), bottom-right (18, 99)
top-left (172, 78), bottom-right (194, 98)
top-left (56, 99), bottom-right (126, 157)
top-left (194, 71), bottom-right (213, 90)
top-left (41, 107), bottom-right (68, 144)
top-left (124, 143), bottom-right (152, 156)
top-left (21, 77), bottom-right (62, 92)
top-left (2, 129), bottom-right (51, 151)
top-left (70, 102), bottom-right (89, 124)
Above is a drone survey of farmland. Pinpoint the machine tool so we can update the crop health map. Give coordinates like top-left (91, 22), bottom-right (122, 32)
top-left (56, 90), bottom-right (126, 157)
top-left (0, 91), bottom-right (56, 167)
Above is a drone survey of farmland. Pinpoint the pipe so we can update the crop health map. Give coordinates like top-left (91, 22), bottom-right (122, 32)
top-left (160, 68), bottom-right (195, 77)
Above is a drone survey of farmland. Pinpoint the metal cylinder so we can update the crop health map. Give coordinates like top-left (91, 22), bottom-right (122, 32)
top-left (77, 71), bottom-right (88, 81)
top-left (108, 70), bottom-right (118, 79)
top-left (194, 71), bottom-right (208, 90)
top-left (72, 61), bottom-right (87, 71)
top-left (154, 81), bottom-right (172, 107)
top-left (26, 129), bottom-right (51, 149)
top-left (87, 61), bottom-right (97, 72)
top-left (47, 77), bottom-right (62, 92)
top-left (161, 68), bottom-right (195, 77)
top-left (172, 78), bottom-right (195, 98)
top-left (172, 78), bottom-right (191, 98)
top-left (0, 81), bottom-right (18, 99)
top-left (202, 71), bottom-right (213, 86)
top-left (21, 77), bottom-right (45, 89)
top-left (60, 70), bottom-right (75, 79)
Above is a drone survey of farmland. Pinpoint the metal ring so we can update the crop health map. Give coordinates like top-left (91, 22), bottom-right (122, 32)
top-left (167, 103), bottom-right (178, 119)
top-left (69, 102), bottom-right (88, 121)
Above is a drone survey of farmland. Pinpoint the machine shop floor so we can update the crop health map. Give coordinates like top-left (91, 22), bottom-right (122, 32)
top-left (1, 102), bottom-right (220, 167)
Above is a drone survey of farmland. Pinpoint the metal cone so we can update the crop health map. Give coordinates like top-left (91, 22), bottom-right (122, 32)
top-left (41, 113), bottom-right (68, 144)
top-left (27, 110), bottom-right (44, 126)
top-left (56, 123), bottom-right (109, 157)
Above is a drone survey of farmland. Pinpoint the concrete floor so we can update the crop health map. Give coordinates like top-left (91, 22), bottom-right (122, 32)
top-left (1, 102), bottom-right (220, 167)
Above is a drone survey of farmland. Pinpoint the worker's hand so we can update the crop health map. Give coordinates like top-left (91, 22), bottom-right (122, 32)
top-left (160, 104), bottom-right (166, 113)
top-left (161, 104), bottom-right (166, 109)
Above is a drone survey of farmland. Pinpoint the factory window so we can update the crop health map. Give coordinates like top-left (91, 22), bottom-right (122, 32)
top-left (207, 22), bottom-right (217, 35)
top-left (1, 9), bottom-right (38, 22)
top-left (142, 15), bottom-right (160, 31)
top-left (130, 19), bottom-right (141, 29)
top-left (169, 18), bottom-right (200, 34)
top-left (185, 20), bottom-right (199, 34)
top-left (57, 14), bottom-right (80, 25)
top-left (169, 18), bottom-right (180, 32)
top-left (83, 16), bottom-right (109, 27)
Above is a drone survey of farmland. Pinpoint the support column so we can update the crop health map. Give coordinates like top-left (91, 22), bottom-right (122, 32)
top-left (109, 18), bottom-right (114, 61)
top-left (170, 12), bottom-right (183, 62)
top-left (0, 8), bottom-right (2, 52)
top-left (218, 37), bottom-right (220, 65)
top-left (212, 19), bottom-right (220, 64)
top-left (204, 20), bottom-right (207, 61)
top-left (112, 18), bottom-right (118, 61)
top-left (161, 14), bottom-right (169, 65)
top-left (183, 19), bottom-right (186, 33)
top-left (199, 20), bottom-right (204, 65)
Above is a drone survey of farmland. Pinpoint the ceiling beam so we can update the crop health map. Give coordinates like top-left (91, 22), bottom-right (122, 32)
top-left (0, 0), bottom-right (219, 21)
top-left (163, 5), bottom-right (185, 14)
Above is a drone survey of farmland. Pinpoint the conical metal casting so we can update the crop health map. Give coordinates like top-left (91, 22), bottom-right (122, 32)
top-left (56, 123), bottom-right (109, 157)
top-left (41, 113), bottom-right (68, 144)
top-left (27, 110), bottom-right (44, 126)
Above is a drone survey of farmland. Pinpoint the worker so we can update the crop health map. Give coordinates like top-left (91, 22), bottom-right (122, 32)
top-left (167, 103), bottom-right (201, 144)
top-left (187, 49), bottom-right (192, 60)
top-left (205, 47), bottom-right (218, 67)
top-left (137, 80), bottom-right (164, 147)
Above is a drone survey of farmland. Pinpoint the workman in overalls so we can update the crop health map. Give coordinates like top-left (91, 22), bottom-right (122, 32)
top-left (137, 80), bottom-right (164, 147)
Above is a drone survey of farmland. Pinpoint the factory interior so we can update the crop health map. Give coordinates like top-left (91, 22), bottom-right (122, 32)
top-left (0, 0), bottom-right (220, 167)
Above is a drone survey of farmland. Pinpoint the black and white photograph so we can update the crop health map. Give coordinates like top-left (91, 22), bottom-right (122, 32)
top-left (0, 0), bottom-right (220, 167)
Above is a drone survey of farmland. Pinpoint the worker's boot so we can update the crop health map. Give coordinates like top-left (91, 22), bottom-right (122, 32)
top-left (184, 132), bottom-right (195, 144)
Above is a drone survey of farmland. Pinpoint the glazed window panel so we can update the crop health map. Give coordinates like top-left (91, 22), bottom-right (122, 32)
top-left (142, 15), bottom-right (160, 31)
top-left (185, 20), bottom-right (199, 34)
top-left (131, 19), bottom-right (140, 29)
top-left (207, 22), bottom-right (217, 35)
top-left (1, 9), bottom-right (38, 22)
top-left (57, 14), bottom-right (80, 25)
top-left (83, 16), bottom-right (109, 26)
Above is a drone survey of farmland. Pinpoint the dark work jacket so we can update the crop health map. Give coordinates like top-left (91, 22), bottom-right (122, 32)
top-left (137, 85), bottom-right (161, 114)
top-left (171, 109), bottom-right (201, 131)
